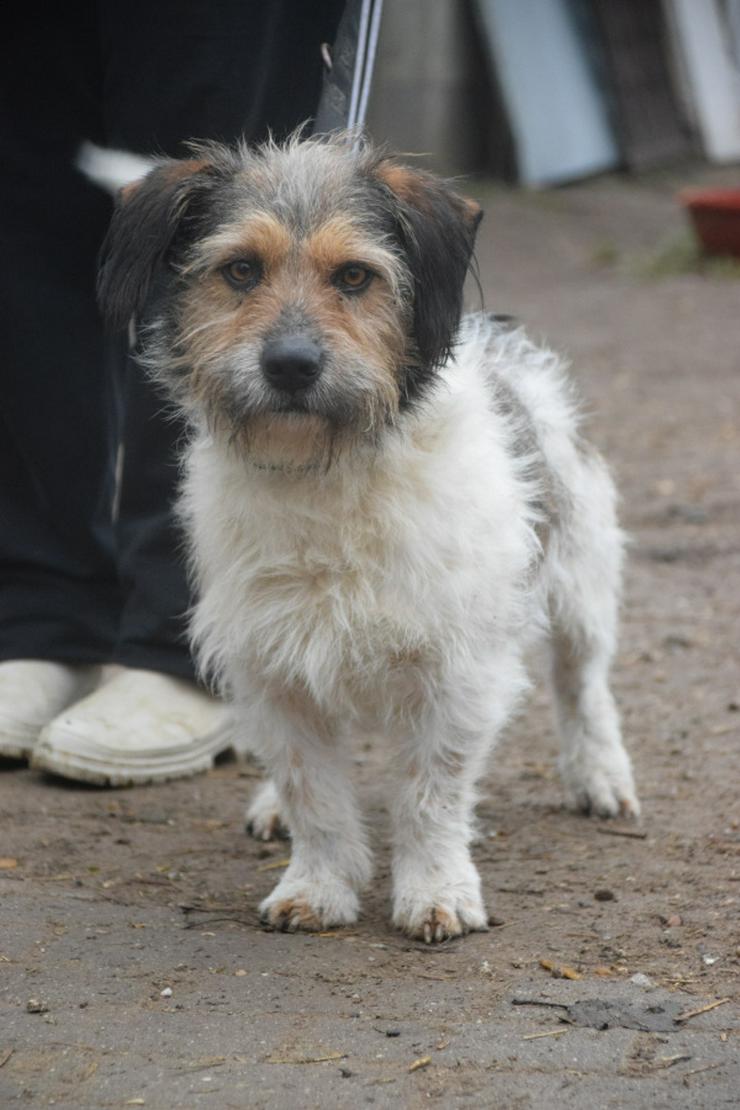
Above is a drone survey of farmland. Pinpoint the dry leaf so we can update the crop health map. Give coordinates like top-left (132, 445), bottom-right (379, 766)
top-left (561, 966), bottom-right (583, 981)
top-left (539, 958), bottom-right (582, 980)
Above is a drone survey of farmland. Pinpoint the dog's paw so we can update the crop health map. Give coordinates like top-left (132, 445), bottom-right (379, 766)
top-left (393, 884), bottom-right (489, 944)
top-left (245, 780), bottom-right (290, 841)
top-left (560, 747), bottom-right (640, 819)
top-left (259, 875), bottom-right (359, 932)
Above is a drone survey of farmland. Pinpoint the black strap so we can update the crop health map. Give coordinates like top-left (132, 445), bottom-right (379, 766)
top-left (313, 0), bottom-right (384, 137)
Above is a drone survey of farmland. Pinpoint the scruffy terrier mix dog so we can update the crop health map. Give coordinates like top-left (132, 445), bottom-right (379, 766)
top-left (98, 134), bottom-right (639, 942)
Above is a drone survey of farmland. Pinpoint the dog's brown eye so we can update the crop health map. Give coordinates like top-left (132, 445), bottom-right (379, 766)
top-left (223, 259), bottom-right (260, 290)
top-left (335, 264), bottom-right (373, 294)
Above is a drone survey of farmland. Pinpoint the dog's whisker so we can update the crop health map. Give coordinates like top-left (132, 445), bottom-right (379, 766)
top-left (178, 314), bottom-right (234, 344)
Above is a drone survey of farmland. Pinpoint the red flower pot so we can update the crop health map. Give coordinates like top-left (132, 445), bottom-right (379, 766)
top-left (679, 187), bottom-right (740, 257)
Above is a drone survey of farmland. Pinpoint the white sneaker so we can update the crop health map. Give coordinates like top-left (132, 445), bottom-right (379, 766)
top-left (0, 659), bottom-right (102, 759)
top-left (32, 668), bottom-right (234, 786)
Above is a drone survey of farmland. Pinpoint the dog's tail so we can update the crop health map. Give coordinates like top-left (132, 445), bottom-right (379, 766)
top-left (76, 140), bottom-right (154, 194)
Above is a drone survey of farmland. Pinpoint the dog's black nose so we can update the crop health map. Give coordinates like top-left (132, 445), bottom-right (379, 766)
top-left (261, 336), bottom-right (323, 393)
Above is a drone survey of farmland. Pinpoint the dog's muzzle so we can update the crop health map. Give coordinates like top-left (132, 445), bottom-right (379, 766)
top-left (261, 335), bottom-right (324, 395)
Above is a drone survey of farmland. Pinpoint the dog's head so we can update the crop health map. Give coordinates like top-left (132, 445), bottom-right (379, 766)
top-left (98, 135), bottom-right (481, 466)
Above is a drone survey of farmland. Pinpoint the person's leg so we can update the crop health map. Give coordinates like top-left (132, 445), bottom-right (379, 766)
top-left (101, 0), bottom-right (346, 680)
top-left (0, 9), bottom-right (118, 755)
top-left (99, 0), bottom-right (345, 155)
top-left (0, 9), bottom-right (120, 664)
top-left (110, 344), bottom-right (194, 681)
top-left (33, 1), bottom-right (346, 782)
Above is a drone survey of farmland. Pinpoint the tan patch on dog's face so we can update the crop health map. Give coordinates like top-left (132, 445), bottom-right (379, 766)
top-left (376, 159), bottom-right (481, 227)
top-left (375, 161), bottom-right (424, 205)
top-left (304, 215), bottom-right (400, 288)
top-left (292, 216), bottom-right (408, 428)
top-left (120, 157), bottom-right (211, 205)
top-left (181, 212), bottom-right (404, 362)
top-left (175, 214), bottom-right (295, 419)
top-left (190, 210), bottom-right (293, 275)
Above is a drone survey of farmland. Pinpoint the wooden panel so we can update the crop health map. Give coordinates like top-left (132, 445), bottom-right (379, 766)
top-left (591, 0), bottom-right (695, 169)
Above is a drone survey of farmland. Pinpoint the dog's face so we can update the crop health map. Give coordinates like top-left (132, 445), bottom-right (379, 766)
top-left (99, 137), bottom-right (481, 465)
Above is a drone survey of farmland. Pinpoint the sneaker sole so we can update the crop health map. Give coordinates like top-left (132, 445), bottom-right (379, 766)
top-left (31, 725), bottom-right (234, 787)
top-left (0, 725), bottom-right (37, 760)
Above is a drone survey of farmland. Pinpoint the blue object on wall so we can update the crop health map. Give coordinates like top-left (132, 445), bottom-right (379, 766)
top-left (473, 0), bottom-right (620, 185)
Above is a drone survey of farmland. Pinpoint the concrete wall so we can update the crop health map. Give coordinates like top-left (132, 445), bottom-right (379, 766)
top-left (365, 0), bottom-right (485, 172)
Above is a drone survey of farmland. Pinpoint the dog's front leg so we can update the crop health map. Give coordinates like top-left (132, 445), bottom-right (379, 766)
top-left (388, 654), bottom-right (529, 943)
top-left (389, 708), bottom-right (493, 943)
top-left (243, 697), bottom-right (372, 932)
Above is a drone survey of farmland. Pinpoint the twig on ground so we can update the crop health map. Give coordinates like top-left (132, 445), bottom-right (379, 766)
top-left (682, 1062), bottom-right (724, 1085)
top-left (512, 998), bottom-right (568, 1010)
top-left (498, 887), bottom-right (545, 896)
top-left (266, 1051), bottom-right (347, 1065)
top-left (653, 1054), bottom-right (692, 1070)
top-left (595, 826), bottom-right (647, 840)
top-left (522, 1029), bottom-right (568, 1040)
top-left (676, 998), bottom-right (730, 1022)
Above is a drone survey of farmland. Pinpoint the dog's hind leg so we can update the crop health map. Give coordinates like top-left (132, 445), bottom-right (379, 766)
top-left (245, 779), bottom-right (290, 841)
top-left (548, 450), bottom-right (639, 818)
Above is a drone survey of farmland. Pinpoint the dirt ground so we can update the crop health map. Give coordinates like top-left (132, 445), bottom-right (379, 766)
top-left (1, 166), bottom-right (739, 1109)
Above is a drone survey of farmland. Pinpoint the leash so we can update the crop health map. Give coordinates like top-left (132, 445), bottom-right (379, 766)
top-left (313, 0), bottom-right (384, 147)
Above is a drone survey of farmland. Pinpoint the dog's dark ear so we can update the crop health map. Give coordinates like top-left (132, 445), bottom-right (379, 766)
top-left (97, 158), bottom-right (215, 329)
top-left (374, 160), bottom-right (482, 369)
